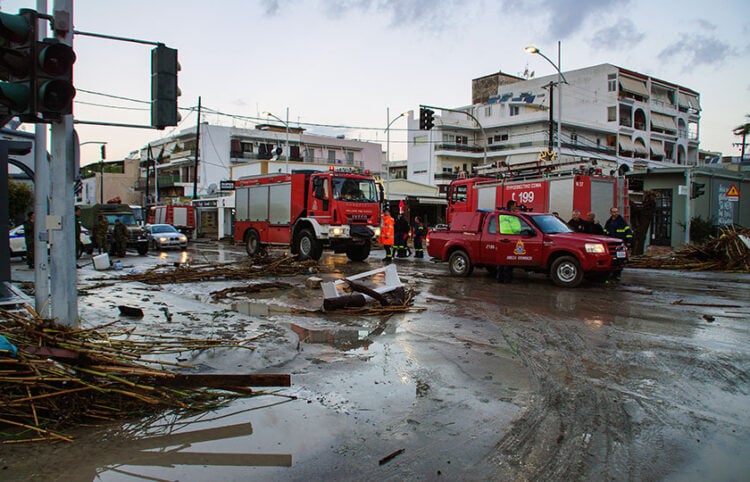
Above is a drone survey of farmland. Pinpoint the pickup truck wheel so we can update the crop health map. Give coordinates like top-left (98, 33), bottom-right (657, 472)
top-left (550, 256), bottom-right (583, 288)
top-left (346, 243), bottom-right (371, 262)
top-left (245, 229), bottom-right (262, 256)
top-left (295, 229), bottom-right (322, 261)
top-left (449, 250), bottom-right (473, 277)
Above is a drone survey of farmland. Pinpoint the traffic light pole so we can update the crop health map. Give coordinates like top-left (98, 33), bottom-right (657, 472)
top-left (421, 104), bottom-right (488, 166)
top-left (684, 168), bottom-right (691, 244)
top-left (33, 0), bottom-right (51, 317)
top-left (49, 0), bottom-right (77, 326)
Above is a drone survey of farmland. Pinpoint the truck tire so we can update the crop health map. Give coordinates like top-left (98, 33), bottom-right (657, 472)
top-left (346, 243), bottom-right (371, 262)
top-left (449, 250), bottom-right (473, 277)
top-left (550, 256), bottom-right (583, 288)
top-left (245, 229), bottom-right (262, 256)
top-left (137, 243), bottom-right (149, 256)
top-left (295, 229), bottom-right (322, 261)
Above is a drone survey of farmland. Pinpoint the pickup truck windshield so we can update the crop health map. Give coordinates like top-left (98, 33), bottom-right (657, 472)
top-left (332, 177), bottom-right (377, 202)
top-left (105, 214), bottom-right (137, 225)
top-left (532, 214), bottom-right (573, 234)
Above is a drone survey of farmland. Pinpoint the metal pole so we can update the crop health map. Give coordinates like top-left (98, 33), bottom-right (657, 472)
top-left (685, 168), bottom-right (691, 244)
top-left (34, 0), bottom-right (50, 317)
top-left (386, 107), bottom-right (390, 202)
top-left (193, 96), bottom-right (201, 199)
top-left (557, 40), bottom-right (562, 159)
top-left (285, 106), bottom-right (289, 173)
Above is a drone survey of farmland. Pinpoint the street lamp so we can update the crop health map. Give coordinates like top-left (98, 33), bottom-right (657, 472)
top-left (385, 107), bottom-right (408, 202)
top-left (80, 141), bottom-right (108, 204)
top-left (526, 42), bottom-right (568, 159)
top-left (263, 108), bottom-right (290, 173)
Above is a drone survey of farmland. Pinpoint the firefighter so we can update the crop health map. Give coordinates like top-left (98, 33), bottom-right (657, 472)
top-left (412, 216), bottom-right (426, 259)
top-left (567, 210), bottom-right (587, 232)
top-left (604, 207), bottom-right (633, 248)
top-left (394, 213), bottom-right (410, 258)
top-left (380, 208), bottom-right (395, 262)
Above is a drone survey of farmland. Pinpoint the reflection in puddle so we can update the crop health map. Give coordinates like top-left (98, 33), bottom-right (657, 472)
top-left (232, 300), bottom-right (291, 316)
top-left (291, 323), bottom-right (373, 351)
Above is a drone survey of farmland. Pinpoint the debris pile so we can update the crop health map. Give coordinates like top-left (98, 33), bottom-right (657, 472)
top-left (119, 255), bottom-right (318, 285)
top-left (629, 225), bottom-right (750, 272)
top-left (0, 309), bottom-right (287, 444)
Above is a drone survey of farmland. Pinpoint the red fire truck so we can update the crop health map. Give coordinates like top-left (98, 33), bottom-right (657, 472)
top-left (147, 205), bottom-right (196, 236)
top-left (233, 169), bottom-right (382, 261)
top-left (447, 171), bottom-right (628, 223)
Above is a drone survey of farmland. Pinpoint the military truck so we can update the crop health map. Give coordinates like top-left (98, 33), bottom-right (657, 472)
top-left (78, 203), bottom-right (149, 255)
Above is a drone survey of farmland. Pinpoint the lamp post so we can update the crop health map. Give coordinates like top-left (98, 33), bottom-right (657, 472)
top-left (263, 108), bottom-right (290, 173)
top-left (385, 108), bottom-right (408, 203)
top-left (80, 141), bottom-right (108, 204)
top-left (526, 41), bottom-right (568, 159)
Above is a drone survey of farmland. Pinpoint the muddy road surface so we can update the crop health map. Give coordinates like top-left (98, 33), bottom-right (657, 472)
top-left (2, 243), bottom-right (749, 481)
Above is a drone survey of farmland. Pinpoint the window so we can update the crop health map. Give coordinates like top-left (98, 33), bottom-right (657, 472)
top-left (510, 106), bottom-right (520, 116)
top-left (495, 134), bottom-right (509, 142)
top-left (570, 132), bottom-right (578, 143)
top-left (607, 106), bottom-right (616, 122)
top-left (485, 106), bottom-right (492, 117)
top-left (456, 135), bottom-right (468, 145)
top-left (608, 73), bottom-right (616, 92)
top-left (487, 215), bottom-right (497, 234)
top-left (327, 150), bottom-right (335, 162)
top-left (413, 135), bottom-right (428, 145)
top-left (452, 185), bottom-right (467, 204)
top-left (345, 151), bottom-right (354, 164)
top-left (305, 147), bottom-right (314, 161)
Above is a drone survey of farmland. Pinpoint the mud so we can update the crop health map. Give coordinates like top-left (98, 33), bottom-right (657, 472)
top-left (2, 243), bottom-right (749, 481)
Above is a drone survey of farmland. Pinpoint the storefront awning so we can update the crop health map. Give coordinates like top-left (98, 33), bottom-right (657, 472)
top-left (619, 76), bottom-right (649, 97)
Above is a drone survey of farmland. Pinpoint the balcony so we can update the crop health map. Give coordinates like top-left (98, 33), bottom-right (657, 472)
top-left (435, 143), bottom-right (484, 153)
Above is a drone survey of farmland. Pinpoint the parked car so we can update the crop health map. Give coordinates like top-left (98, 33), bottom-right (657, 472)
top-left (146, 224), bottom-right (188, 251)
top-left (8, 225), bottom-right (93, 259)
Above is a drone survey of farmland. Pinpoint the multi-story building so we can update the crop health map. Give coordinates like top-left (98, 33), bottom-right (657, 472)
top-left (408, 64), bottom-right (701, 193)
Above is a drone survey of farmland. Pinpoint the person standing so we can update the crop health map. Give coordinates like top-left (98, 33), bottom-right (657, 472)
top-left (380, 208), bottom-right (395, 262)
top-left (394, 213), bottom-right (411, 258)
top-left (94, 214), bottom-right (109, 254)
top-left (584, 211), bottom-right (605, 235)
top-left (412, 216), bottom-right (426, 259)
top-left (604, 207), bottom-right (633, 248)
top-left (74, 206), bottom-right (83, 257)
top-left (567, 210), bottom-right (587, 232)
top-left (23, 211), bottom-right (34, 268)
top-left (112, 219), bottom-right (129, 257)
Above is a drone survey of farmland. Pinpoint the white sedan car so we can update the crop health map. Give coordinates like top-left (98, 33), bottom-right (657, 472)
top-left (9, 225), bottom-right (93, 259)
top-left (146, 224), bottom-right (188, 251)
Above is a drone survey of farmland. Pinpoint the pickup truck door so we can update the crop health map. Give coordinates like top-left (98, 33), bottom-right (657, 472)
top-left (496, 214), bottom-right (543, 267)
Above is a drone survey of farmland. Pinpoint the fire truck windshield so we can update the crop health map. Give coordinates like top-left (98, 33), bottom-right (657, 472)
top-left (332, 177), bottom-right (377, 203)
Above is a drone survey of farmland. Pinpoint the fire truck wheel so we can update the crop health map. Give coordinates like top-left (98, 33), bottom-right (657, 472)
top-left (295, 229), bottom-right (322, 261)
top-left (550, 256), bottom-right (583, 288)
top-left (245, 229), bottom-right (262, 256)
top-left (346, 243), bottom-right (371, 262)
top-left (449, 250), bottom-right (474, 277)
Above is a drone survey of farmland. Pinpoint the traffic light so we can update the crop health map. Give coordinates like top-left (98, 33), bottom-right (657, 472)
top-left (690, 181), bottom-right (706, 199)
top-left (35, 38), bottom-right (76, 119)
top-left (419, 107), bottom-right (435, 130)
top-left (0, 9), bottom-right (36, 120)
top-left (151, 44), bottom-right (180, 129)
top-left (0, 9), bottom-right (76, 122)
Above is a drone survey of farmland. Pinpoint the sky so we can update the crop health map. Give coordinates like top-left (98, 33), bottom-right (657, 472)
top-left (2, 0), bottom-right (749, 167)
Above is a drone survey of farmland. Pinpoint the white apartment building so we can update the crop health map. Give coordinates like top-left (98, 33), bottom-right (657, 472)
top-left (408, 64), bottom-right (701, 192)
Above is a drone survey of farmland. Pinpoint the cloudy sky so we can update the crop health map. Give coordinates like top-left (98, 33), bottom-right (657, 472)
top-left (2, 0), bottom-right (749, 166)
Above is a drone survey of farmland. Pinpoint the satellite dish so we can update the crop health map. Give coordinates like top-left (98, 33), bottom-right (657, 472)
top-left (207, 183), bottom-right (217, 195)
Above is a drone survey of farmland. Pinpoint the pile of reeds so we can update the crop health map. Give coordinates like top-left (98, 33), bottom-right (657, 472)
top-left (0, 309), bottom-right (264, 444)
top-left (118, 255), bottom-right (318, 285)
top-left (629, 225), bottom-right (750, 272)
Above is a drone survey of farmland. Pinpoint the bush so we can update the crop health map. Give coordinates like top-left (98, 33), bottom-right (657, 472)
top-left (689, 216), bottom-right (715, 244)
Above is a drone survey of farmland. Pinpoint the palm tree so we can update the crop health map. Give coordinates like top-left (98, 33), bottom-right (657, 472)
top-left (733, 115), bottom-right (750, 160)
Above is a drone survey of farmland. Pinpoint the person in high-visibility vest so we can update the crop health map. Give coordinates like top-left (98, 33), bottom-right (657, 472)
top-left (380, 208), bottom-right (395, 262)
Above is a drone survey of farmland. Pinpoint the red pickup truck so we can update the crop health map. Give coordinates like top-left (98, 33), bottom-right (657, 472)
top-left (426, 210), bottom-right (628, 287)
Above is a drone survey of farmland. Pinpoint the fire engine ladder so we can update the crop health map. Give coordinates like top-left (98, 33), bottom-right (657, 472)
top-left (321, 264), bottom-right (404, 301)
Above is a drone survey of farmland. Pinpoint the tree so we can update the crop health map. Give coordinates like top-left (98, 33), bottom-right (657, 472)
top-left (733, 115), bottom-right (750, 160)
top-left (8, 181), bottom-right (33, 226)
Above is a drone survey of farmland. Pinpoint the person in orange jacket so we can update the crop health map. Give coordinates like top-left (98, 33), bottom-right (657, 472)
top-left (380, 208), bottom-right (395, 262)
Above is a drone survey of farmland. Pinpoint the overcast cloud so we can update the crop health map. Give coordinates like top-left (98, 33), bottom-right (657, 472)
top-left (591, 19), bottom-right (645, 51)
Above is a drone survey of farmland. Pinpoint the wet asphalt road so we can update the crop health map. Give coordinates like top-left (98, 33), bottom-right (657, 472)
top-left (2, 242), bottom-right (750, 481)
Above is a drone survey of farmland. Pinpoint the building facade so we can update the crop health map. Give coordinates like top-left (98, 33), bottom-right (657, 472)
top-left (408, 64), bottom-right (701, 193)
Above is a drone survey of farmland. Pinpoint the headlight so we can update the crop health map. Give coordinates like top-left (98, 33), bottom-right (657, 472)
top-left (158, 236), bottom-right (168, 243)
top-left (585, 243), bottom-right (606, 254)
top-left (331, 227), bottom-right (344, 236)
top-left (179, 235), bottom-right (187, 242)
